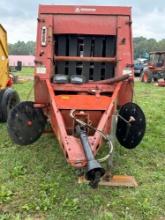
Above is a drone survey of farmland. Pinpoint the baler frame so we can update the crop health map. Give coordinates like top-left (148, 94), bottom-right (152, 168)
top-left (8, 5), bottom-right (146, 187)
top-left (45, 79), bottom-right (122, 168)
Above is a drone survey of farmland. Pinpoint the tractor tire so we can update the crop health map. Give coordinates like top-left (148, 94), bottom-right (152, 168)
top-left (153, 77), bottom-right (158, 82)
top-left (7, 101), bottom-right (47, 145)
top-left (0, 89), bottom-right (6, 121)
top-left (141, 71), bottom-right (152, 83)
top-left (0, 88), bottom-right (20, 122)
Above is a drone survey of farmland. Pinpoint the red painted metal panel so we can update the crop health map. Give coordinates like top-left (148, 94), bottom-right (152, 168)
top-left (52, 83), bottom-right (115, 93)
top-left (53, 15), bottom-right (117, 35)
top-left (34, 14), bottom-right (54, 81)
top-left (39, 5), bottom-right (131, 16)
top-left (55, 95), bottom-right (111, 110)
top-left (116, 16), bottom-right (133, 77)
top-left (118, 80), bottom-right (134, 106)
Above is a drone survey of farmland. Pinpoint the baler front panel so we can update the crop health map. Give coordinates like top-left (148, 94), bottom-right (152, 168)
top-left (53, 15), bottom-right (117, 35)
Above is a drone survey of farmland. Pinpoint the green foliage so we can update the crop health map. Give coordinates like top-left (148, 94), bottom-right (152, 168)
top-left (17, 67), bottom-right (34, 76)
top-left (0, 186), bottom-right (13, 204)
top-left (8, 41), bottom-right (35, 55)
top-left (134, 37), bottom-right (165, 58)
top-left (11, 165), bottom-right (27, 177)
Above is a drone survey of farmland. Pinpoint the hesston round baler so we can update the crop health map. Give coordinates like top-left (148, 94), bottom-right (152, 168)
top-left (7, 5), bottom-right (146, 188)
top-left (0, 24), bottom-right (20, 122)
top-left (141, 51), bottom-right (165, 87)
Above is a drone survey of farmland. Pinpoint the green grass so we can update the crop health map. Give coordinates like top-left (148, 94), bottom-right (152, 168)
top-left (14, 67), bottom-right (34, 77)
top-left (0, 81), bottom-right (165, 220)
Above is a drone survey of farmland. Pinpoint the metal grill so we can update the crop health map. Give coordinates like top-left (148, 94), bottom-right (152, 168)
top-left (54, 35), bottom-right (116, 81)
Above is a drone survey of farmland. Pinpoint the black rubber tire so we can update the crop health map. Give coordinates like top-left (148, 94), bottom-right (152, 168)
top-left (153, 75), bottom-right (158, 82)
top-left (116, 102), bottom-right (146, 149)
top-left (139, 69), bottom-right (143, 77)
top-left (0, 89), bottom-right (6, 121)
top-left (141, 71), bottom-right (152, 83)
top-left (140, 72), bottom-right (145, 82)
top-left (7, 101), bottom-right (47, 145)
top-left (0, 88), bottom-right (20, 122)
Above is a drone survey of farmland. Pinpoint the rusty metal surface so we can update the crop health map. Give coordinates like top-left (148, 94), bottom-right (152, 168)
top-left (78, 174), bottom-right (138, 187)
top-left (92, 73), bottom-right (129, 84)
top-left (54, 55), bottom-right (116, 63)
top-left (52, 83), bottom-right (115, 93)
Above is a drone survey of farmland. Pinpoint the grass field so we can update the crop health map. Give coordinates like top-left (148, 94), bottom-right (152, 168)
top-left (0, 70), bottom-right (165, 220)
top-left (15, 67), bottom-right (34, 77)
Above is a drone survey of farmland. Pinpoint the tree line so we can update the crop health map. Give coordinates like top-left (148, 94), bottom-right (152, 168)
top-left (134, 37), bottom-right (165, 59)
top-left (8, 38), bottom-right (165, 58)
top-left (9, 41), bottom-right (35, 55)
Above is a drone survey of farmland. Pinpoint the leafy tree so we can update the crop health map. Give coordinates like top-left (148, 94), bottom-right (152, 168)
top-left (134, 37), bottom-right (165, 59)
top-left (8, 41), bottom-right (35, 55)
